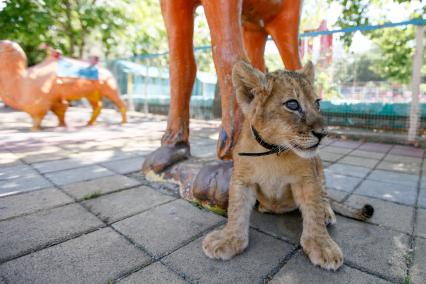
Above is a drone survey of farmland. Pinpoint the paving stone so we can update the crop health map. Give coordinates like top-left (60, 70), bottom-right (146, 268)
top-left (346, 194), bottom-right (414, 233)
top-left (327, 188), bottom-right (348, 202)
top-left (21, 152), bottom-right (71, 164)
top-left (252, 213), bottom-right (410, 281)
top-left (325, 171), bottom-right (362, 192)
top-left (62, 174), bottom-right (141, 200)
top-left (0, 228), bottom-right (150, 284)
top-left (101, 156), bottom-right (145, 174)
top-left (319, 151), bottom-right (342, 162)
top-left (82, 186), bottom-right (175, 223)
top-left (416, 208), bottom-right (426, 239)
top-left (339, 156), bottom-right (379, 168)
top-left (357, 142), bottom-right (392, 153)
top-left (0, 174), bottom-right (52, 197)
top-left (162, 229), bottom-right (294, 283)
top-left (322, 161), bottom-right (332, 168)
top-left (32, 158), bottom-right (95, 173)
top-left (250, 210), bottom-right (302, 244)
top-left (421, 176), bottom-right (426, 188)
top-left (270, 251), bottom-right (391, 284)
top-left (327, 163), bottom-right (370, 178)
top-left (331, 140), bottom-right (362, 149)
top-left (383, 154), bottom-right (422, 165)
top-left (376, 160), bottom-right (420, 175)
top-left (0, 152), bottom-right (22, 168)
top-left (0, 164), bottom-right (39, 180)
top-left (411, 237), bottom-right (426, 284)
top-left (119, 262), bottom-right (185, 284)
top-left (0, 187), bottom-right (73, 221)
top-left (350, 149), bottom-right (386, 160)
top-left (354, 179), bottom-right (417, 206)
top-left (367, 169), bottom-right (418, 187)
top-left (0, 203), bottom-right (103, 262)
top-left (321, 146), bottom-right (352, 155)
top-left (389, 145), bottom-right (424, 158)
top-left (418, 189), bottom-right (426, 209)
top-left (329, 216), bottom-right (410, 281)
top-left (114, 199), bottom-right (224, 257)
top-left (46, 165), bottom-right (115, 186)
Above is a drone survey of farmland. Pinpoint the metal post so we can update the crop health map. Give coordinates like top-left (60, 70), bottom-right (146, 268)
top-left (408, 25), bottom-right (424, 142)
top-left (144, 64), bottom-right (149, 114)
top-left (127, 73), bottom-right (135, 111)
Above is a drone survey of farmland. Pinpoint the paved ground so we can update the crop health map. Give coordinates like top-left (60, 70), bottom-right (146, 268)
top-left (0, 106), bottom-right (425, 284)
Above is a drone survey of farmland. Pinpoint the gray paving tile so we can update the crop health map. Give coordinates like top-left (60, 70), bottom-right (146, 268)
top-left (357, 142), bottom-right (392, 153)
top-left (32, 158), bottom-right (94, 173)
top-left (339, 156), bottom-right (379, 168)
top-left (0, 228), bottom-right (150, 284)
top-left (346, 194), bottom-right (414, 233)
top-left (0, 164), bottom-right (39, 180)
top-left (418, 189), bottom-right (426, 209)
top-left (251, 213), bottom-right (410, 280)
top-left (0, 152), bottom-right (22, 168)
top-left (350, 149), bottom-right (386, 160)
top-left (354, 179), bottom-right (417, 205)
top-left (114, 199), bottom-right (224, 257)
top-left (270, 251), bottom-right (391, 284)
top-left (321, 146), bottom-right (352, 155)
top-left (412, 237), bottom-right (426, 284)
top-left (331, 140), bottom-right (362, 149)
top-left (327, 163), bottom-right (370, 178)
top-left (21, 152), bottom-right (71, 164)
top-left (45, 165), bottom-right (115, 186)
top-left (329, 216), bottom-right (410, 281)
top-left (416, 208), bottom-right (426, 239)
top-left (389, 146), bottom-right (424, 158)
top-left (82, 186), bottom-right (175, 223)
top-left (0, 187), bottom-right (73, 221)
top-left (376, 160), bottom-right (420, 175)
top-left (119, 262), bottom-right (185, 284)
top-left (163, 229), bottom-right (294, 283)
top-left (327, 188), bottom-right (348, 202)
top-left (101, 156), bottom-right (145, 174)
top-left (383, 154), bottom-right (422, 165)
top-left (367, 169), bottom-right (418, 187)
top-left (62, 175), bottom-right (141, 200)
top-left (0, 203), bottom-right (103, 262)
top-left (319, 151), bottom-right (342, 162)
top-left (421, 176), bottom-right (426, 188)
top-left (325, 171), bottom-right (362, 192)
top-left (0, 174), bottom-right (52, 197)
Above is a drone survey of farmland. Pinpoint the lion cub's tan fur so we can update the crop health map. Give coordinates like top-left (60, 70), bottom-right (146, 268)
top-left (202, 61), bottom-right (343, 270)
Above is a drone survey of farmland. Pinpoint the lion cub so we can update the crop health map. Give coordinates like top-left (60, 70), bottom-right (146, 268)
top-left (202, 61), bottom-right (344, 270)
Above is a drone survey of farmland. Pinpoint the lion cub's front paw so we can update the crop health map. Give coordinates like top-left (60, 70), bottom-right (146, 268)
top-left (324, 205), bottom-right (336, 226)
top-left (202, 229), bottom-right (248, 260)
top-left (301, 236), bottom-right (343, 270)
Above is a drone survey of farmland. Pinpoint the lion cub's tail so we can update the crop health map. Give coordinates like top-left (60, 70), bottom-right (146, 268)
top-left (329, 198), bottom-right (374, 221)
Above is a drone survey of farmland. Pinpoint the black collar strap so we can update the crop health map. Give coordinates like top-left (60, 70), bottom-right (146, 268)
top-left (238, 126), bottom-right (288, 157)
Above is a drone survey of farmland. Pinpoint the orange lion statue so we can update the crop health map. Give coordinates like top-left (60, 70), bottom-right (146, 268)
top-left (0, 40), bottom-right (127, 130)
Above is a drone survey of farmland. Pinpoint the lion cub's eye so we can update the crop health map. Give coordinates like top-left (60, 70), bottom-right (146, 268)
top-left (315, 99), bottom-right (321, 110)
top-left (284, 99), bottom-right (300, 111)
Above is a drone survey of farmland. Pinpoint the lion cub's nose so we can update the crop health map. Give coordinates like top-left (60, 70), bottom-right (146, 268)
top-left (312, 129), bottom-right (327, 140)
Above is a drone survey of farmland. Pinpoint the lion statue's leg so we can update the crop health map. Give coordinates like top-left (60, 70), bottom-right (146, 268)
top-left (203, 180), bottom-right (256, 260)
top-left (51, 99), bottom-right (68, 127)
top-left (142, 0), bottom-right (197, 175)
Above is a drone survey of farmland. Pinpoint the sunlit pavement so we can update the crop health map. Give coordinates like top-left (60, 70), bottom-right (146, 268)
top-left (0, 106), bottom-right (425, 283)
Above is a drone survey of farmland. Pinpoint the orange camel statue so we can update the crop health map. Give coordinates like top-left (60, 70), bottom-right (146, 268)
top-left (143, 0), bottom-right (303, 207)
top-left (0, 40), bottom-right (127, 130)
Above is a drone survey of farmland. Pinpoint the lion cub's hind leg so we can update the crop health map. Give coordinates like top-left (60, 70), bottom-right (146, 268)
top-left (203, 182), bottom-right (257, 260)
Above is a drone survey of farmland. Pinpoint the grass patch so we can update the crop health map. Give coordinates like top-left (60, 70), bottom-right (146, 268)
top-left (83, 191), bottom-right (101, 200)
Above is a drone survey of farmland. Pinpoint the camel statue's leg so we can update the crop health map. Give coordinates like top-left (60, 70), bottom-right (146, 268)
top-left (190, 0), bottom-right (248, 207)
top-left (142, 0), bottom-right (197, 174)
top-left (51, 100), bottom-right (68, 127)
top-left (101, 82), bottom-right (127, 124)
top-left (30, 112), bottom-right (46, 131)
top-left (87, 95), bottom-right (102, 126)
top-left (242, 24), bottom-right (268, 72)
top-left (264, 0), bottom-right (302, 71)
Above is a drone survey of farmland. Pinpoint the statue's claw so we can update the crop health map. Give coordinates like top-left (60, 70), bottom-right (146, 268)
top-left (142, 143), bottom-right (190, 174)
top-left (190, 160), bottom-right (233, 209)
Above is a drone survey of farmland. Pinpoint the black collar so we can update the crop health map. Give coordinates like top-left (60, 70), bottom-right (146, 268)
top-left (238, 126), bottom-right (288, 157)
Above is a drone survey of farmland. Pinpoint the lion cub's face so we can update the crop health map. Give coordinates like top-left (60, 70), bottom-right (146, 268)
top-left (232, 61), bottom-right (327, 159)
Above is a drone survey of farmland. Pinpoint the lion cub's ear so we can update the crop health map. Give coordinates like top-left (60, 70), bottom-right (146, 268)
top-left (302, 60), bottom-right (315, 82)
top-left (232, 60), bottom-right (268, 114)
